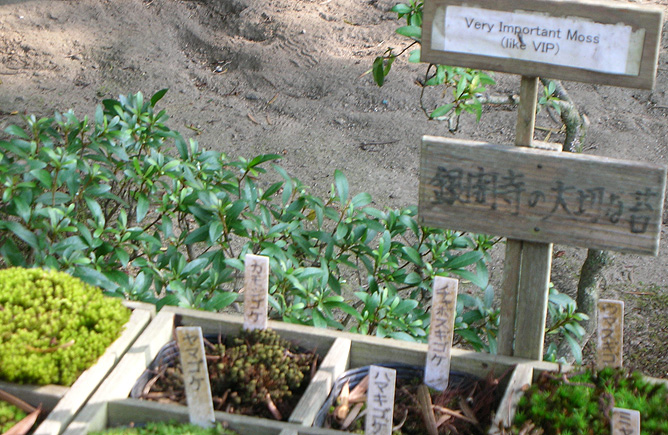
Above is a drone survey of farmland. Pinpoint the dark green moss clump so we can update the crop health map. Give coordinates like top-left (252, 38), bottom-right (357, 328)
top-left (91, 421), bottom-right (238, 434)
top-left (144, 328), bottom-right (317, 420)
top-left (513, 367), bottom-right (668, 434)
top-left (0, 267), bottom-right (131, 386)
top-left (0, 400), bottom-right (27, 433)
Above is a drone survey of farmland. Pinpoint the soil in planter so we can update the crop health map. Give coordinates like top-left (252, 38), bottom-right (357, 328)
top-left (91, 421), bottom-right (239, 434)
top-left (137, 328), bottom-right (318, 422)
top-left (322, 366), bottom-right (510, 434)
top-left (511, 366), bottom-right (668, 434)
top-left (0, 399), bottom-right (27, 433)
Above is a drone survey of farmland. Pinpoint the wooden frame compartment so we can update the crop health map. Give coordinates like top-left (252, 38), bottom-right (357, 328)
top-left (65, 306), bottom-right (561, 434)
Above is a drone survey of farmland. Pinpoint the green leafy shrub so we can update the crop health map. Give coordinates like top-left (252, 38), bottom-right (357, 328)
top-left (91, 421), bottom-right (237, 435)
top-left (0, 400), bottom-right (27, 433)
top-left (512, 367), bottom-right (668, 434)
top-left (0, 267), bottom-right (131, 385)
top-left (0, 90), bottom-right (584, 355)
top-left (0, 90), bottom-right (493, 344)
top-left (372, 0), bottom-right (496, 127)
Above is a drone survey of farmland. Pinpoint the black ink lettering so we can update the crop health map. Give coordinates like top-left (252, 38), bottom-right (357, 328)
top-left (431, 166), bottom-right (463, 205)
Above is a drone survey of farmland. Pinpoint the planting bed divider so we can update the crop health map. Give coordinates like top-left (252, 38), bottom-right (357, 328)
top-left (1, 301), bottom-right (155, 435)
top-left (64, 306), bottom-right (561, 435)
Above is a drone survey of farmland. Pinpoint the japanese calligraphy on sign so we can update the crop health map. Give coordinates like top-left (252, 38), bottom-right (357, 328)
top-left (419, 136), bottom-right (667, 255)
top-left (612, 408), bottom-right (640, 435)
top-left (421, 0), bottom-right (663, 89)
top-left (175, 327), bottom-right (215, 427)
top-left (365, 365), bottom-right (397, 435)
top-left (597, 299), bottom-right (624, 369)
top-left (424, 277), bottom-right (458, 391)
top-left (244, 254), bottom-right (269, 331)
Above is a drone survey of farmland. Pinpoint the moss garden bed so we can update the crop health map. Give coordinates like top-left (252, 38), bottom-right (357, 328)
top-left (510, 367), bottom-right (668, 434)
top-left (0, 399), bottom-right (27, 432)
top-left (90, 421), bottom-right (239, 435)
top-left (0, 267), bottom-right (131, 386)
top-left (134, 328), bottom-right (318, 421)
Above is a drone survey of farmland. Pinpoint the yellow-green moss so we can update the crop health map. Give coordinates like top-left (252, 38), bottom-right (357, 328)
top-left (0, 267), bottom-right (131, 386)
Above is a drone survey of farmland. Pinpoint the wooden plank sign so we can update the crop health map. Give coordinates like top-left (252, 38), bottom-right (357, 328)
top-left (425, 277), bottom-right (458, 391)
top-left (421, 0), bottom-right (663, 89)
top-left (365, 365), bottom-right (397, 435)
top-left (175, 326), bottom-right (216, 428)
top-left (419, 136), bottom-right (667, 255)
top-left (612, 408), bottom-right (640, 435)
top-left (244, 254), bottom-right (270, 330)
top-left (597, 299), bottom-right (624, 369)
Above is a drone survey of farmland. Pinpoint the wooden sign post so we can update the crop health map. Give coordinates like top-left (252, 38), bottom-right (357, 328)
top-left (420, 0), bottom-right (664, 359)
top-left (175, 326), bottom-right (216, 428)
top-left (612, 408), bottom-right (641, 435)
top-left (243, 254), bottom-right (270, 331)
top-left (425, 277), bottom-right (458, 390)
top-left (365, 365), bottom-right (397, 435)
top-left (597, 299), bottom-right (624, 369)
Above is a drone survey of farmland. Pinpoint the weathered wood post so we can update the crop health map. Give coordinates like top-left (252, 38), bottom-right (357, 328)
top-left (419, 0), bottom-right (664, 360)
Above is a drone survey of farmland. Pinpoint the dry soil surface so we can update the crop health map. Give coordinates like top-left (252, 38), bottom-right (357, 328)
top-left (1, 0), bottom-right (667, 376)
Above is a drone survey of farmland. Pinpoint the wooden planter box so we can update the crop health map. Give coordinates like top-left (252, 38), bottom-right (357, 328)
top-left (65, 306), bottom-right (560, 435)
top-left (0, 301), bottom-right (155, 435)
top-left (489, 365), bottom-right (668, 433)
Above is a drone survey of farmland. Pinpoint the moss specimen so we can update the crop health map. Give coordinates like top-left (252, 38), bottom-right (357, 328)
top-left (91, 421), bottom-right (238, 434)
top-left (512, 367), bottom-right (668, 434)
top-left (0, 267), bottom-right (131, 386)
top-left (142, 328), bottom-right (317, 421)
top-left (0, 400), bottom-right (27, 433)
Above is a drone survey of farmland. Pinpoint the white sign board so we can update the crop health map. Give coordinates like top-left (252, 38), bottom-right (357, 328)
top-left (421, 0), bottom-right (663, 89)
top-left (441, 6), bottom-right (635, 75)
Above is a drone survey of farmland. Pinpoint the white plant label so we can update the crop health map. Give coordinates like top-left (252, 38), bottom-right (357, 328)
top-left (612, 408), bottom-right (640, 435)
top-left (243, 254), bottom-right (269, 330)
top-left (365, 365), bottom-right (397, 435)
top-left (439, 6), bottom-right (637, 75)
top-left (424, 276), bottom-right (458, 391)
top-left (597, 299), bottom-right (624, 369)
top-left (175, 326), bottom-right (216, 427)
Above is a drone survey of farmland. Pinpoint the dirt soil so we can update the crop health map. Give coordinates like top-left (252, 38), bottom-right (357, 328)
top-left (1, 0), bottom-right (667, 376)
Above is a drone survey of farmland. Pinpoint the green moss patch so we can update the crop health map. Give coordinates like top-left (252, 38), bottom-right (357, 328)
top-left (512, 367), bottom-right (668, 434)
top-left (91, 421), bottom-right (238, 434)
top-left (0, 400), bottom-right (27, 433)
top-left (0, 267), bottom-right (131, 386)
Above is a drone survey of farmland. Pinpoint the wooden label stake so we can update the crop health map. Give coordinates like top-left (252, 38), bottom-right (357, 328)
top-left (597, 299), bottom-right (624, 369)
top-left (365, 365), bottom-right (397, 435)
top-left (612, 408), bottom-right (640, 435)
top-left (425, 277), bottom-right (458, 390)
top-left (244, 254), bottom-right (270, 330)
top-left (175, 326), bottom-right (215, 427)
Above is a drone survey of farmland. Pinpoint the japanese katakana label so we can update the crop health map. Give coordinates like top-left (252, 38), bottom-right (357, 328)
top-left (365, 365), bottom-right (397, 435)
top-left (175, 326), bottom-right (215, 427)
top-left (424, 276), bottom-right (458, 391)
top-left (244, 254), bottom-right (269, 330)
top-left (597, 299), bottom-right (624, 369)
top-left (612, 408), bottom-right (640, 435)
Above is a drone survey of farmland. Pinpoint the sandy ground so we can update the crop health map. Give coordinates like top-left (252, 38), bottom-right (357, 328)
top-left (1, 0), bottom-right (667, 376)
